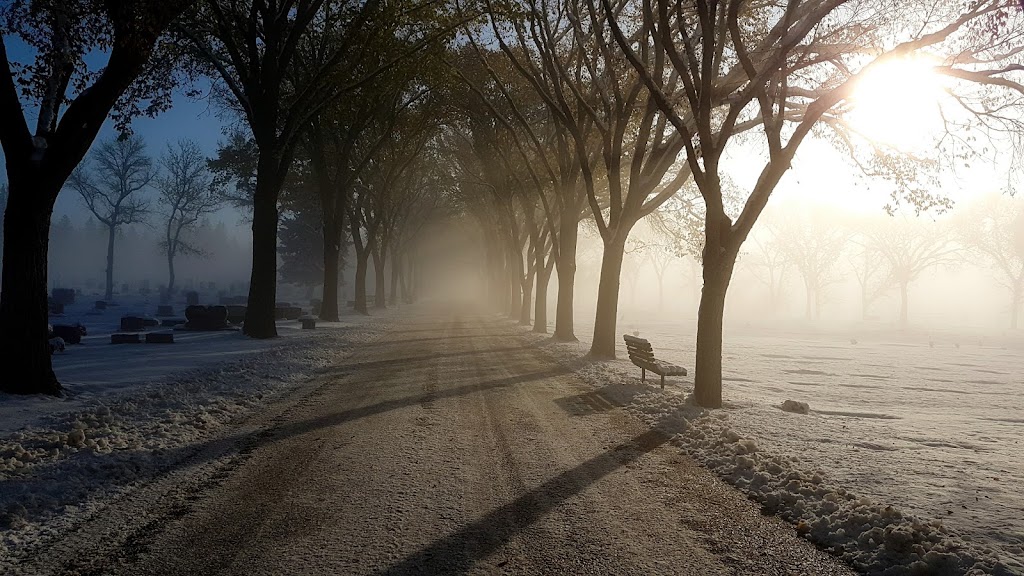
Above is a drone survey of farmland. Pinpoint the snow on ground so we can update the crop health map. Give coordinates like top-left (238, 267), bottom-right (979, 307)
top-left (523, 315), bottom-right (1024, 576)
top-left (0, 294), bottom-right (390, 568)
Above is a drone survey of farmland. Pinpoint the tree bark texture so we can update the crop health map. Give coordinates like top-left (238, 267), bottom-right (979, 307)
top-left (372, 245), bottom-right (386, 309)
top-left (533, 264), bottom-right (552, 333)
top-left (0, 182), bottom-right (61, 395)
top-left (354, 250), bottom-right (370, 315)
top-left (243, 151), bottom-right (287, 338)
top-left (693, 249), bottom-right (738, 409)
top-left (104, 223), bottom-right (116, 302)
top-left (553, 216), bottom-right (579, 341)
top-left (589, 234), bottom-right (627, 359)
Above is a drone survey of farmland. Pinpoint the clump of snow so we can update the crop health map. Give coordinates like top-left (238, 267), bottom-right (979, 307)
top-left (528, 324), bottom-right (1023, 576)
top-left (781, 400), bottom-right (810, 414)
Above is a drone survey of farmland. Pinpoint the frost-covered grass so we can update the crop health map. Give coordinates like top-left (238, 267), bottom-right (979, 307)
top-left (0, 295), bottom-right (388, 569)
top-left (524, 315), bottom-right (1024, 576)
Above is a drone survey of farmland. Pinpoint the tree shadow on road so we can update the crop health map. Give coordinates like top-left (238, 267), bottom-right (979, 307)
top-left (374, 429), bottom-right (672, 576)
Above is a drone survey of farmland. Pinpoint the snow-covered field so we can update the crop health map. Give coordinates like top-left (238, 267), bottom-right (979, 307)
top-left (528, 314), bottom-right (1024, 575)
top-left (0, 294), bottom-right (389, 569)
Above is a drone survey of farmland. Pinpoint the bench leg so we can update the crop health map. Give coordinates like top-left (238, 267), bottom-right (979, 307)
top-left (641, 367), bottom-right (645, 383)
top-left (661, 374), bottom-right (665, 389)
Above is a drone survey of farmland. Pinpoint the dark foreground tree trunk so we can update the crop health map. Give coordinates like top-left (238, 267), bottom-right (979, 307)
top-left (553, 216), bottom-right (579, 341)
top-left (105, 224), bottom-right (116, 301)
top-left (243, 159), bottom-right (284, 338)
top-left (589, 234), bottom-right (627, 359)
top-left (534, 264), bottom-right (552, 333)
top-left (354, 250), bottom-right (370, 315)
top-left (519, 248), bottom-right (533, 326)
top-left (693, 250), bottom-right (738, 409)
top-left (319, 212), bottom-right (342, 322)
top-left (372, 245), bottom-right (386, 309)
top-left (389, 246), bottom-right (401, 306)
top-left (0, 183), bottom-right (61, 396)
top-left (321, 239), bottom-right (340, 322)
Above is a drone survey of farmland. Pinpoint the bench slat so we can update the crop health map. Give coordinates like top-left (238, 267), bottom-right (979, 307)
top-left (623, 333), bottom-right (688, 384)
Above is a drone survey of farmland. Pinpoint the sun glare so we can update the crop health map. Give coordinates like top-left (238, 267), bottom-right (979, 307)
top-left (849, 57), bottom-right (947, 152)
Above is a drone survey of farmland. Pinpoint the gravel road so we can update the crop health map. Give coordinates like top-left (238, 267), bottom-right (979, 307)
top-left (22, 307), bottom-right (854, 575)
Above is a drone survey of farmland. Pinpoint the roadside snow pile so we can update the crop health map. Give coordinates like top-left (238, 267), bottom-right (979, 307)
top-left (781, 400), bottom-right (810, 414)
top-left (0, 322), bottom-right (380, 561)
top-left (533, 337), bottom-right (1020, 576)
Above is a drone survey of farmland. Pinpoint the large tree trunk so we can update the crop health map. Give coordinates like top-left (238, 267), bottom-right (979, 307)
top-left (507, 245), bottom-right (522, 320)
top-left (899, 280), bottom-right (909, 329)
top-left (167, 250), bottom-right (176, 298)
top-left (589, 233), bottom-right (627, 359)
top-left (0, 182), bottom-right (61, 396)
top-left (553, 215), bottom-right (579, 341)
top-left (319, 208), bottom-right (342, 322)
top-left (104, 224), bottom-right (116, 301)
top-left (693, 249), bottom-right (739, 409)
top-left (321, 237), bottom-right (340, 321)
top-left (534, 263), bottom-right (552, 333)
top-left (354, 249), bottom-right (370, 315)
top-left (389, 246), bottom-right (401, 306)
top-left (243, 152), bottom-right (285, 338)
top-left (372, 244), bottom-right (386, 309)
top-left (516, 242), bottom-right (531, 325)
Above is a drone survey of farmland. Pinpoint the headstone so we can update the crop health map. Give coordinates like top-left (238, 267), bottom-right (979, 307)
top-left (156, 305), bottom-right (174, 317)
top-left (48, 299), bottom-right (64, 314)
top-left (95, 300), bottom-right (107, 310)
top-left (51, 288), bottom-right (76, 305)
top-left (300, 317), bottom-right (316, 330)
top-left (51, 324), bottom-right (86, 345)
top-left (184, 305), bottom-right (228, 330)
top-left (186, 291), bottom-right (199, 306)
top-left (226, 305), bottom-right (247, 325)
top-left (120, 316), bottom-right (146, 331)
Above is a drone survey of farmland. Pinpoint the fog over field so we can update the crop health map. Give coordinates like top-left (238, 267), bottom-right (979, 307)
top-left (2, 1), bottom-right (1023, 575)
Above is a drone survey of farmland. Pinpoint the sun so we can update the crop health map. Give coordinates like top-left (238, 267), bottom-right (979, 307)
top-left (848, 56), bottom-right (948, 152)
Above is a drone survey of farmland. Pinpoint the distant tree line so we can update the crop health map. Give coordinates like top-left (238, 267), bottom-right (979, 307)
top-left (2, 0), bottom-right (1022, 402)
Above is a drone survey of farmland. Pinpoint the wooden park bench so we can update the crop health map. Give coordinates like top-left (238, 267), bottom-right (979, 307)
top-left (622, 334), bottom-right (687, 389)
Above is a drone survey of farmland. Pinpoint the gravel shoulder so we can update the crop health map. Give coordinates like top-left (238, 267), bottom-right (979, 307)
top-left (15, 306), bottom-right (854, 575)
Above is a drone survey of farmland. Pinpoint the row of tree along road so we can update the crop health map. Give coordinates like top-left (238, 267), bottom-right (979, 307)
top-left (1, 0), bottom-right (1022, 404)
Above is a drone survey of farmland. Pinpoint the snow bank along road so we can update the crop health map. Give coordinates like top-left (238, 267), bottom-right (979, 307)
top-left (13, 306), bottom-right (851, 575)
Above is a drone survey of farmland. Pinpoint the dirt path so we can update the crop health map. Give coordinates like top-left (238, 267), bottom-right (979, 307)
top-left (25, 306), bottom-right (853, 575)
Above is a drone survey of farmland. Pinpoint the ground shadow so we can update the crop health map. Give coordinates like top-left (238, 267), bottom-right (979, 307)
top-left (374, 429), bottom-right (671, 575)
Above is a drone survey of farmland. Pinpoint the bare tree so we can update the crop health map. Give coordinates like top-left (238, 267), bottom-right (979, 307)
top-left (156, 140), bottom-right (220, 300)
top-left (868, 216), bottom-right (960, 328)
top-left (67, 136), bottom-right (153, 302)
top-left (848, 218), bottom-right (895, 322)
top-left (958, 193), bottom-right (1024, 329)
top-left (606, 0), bottom-right (1024, 406)
top-left (775, 209), bottom-right (849, 320)
top-left (746, 232), bottom-right (790, 317)
top-left (1, 0), bottom-right (194, 396)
